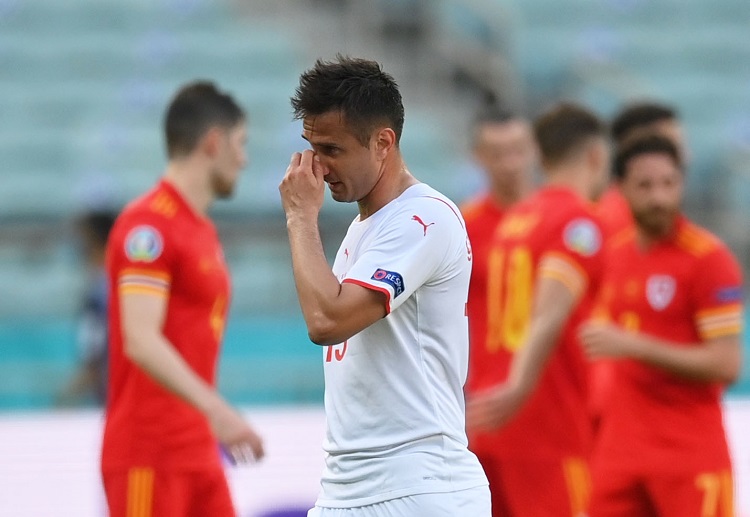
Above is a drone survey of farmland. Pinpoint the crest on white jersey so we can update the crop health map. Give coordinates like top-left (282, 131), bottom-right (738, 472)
top-left (646, 274), bottom-right (676, 311)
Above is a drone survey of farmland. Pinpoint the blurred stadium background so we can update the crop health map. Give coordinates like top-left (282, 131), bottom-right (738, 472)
top-left (0, 0), bottom-right (749, 515)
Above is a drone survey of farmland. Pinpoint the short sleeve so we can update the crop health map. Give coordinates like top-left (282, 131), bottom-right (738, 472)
top-left (109, 214), bottom-right (175, 299)
top-left (342, 198), bottom-right (467, 313)
top-left (692, 246), bottom-right (744, 340)
top-left (539, 214), bottom-right (605, 299)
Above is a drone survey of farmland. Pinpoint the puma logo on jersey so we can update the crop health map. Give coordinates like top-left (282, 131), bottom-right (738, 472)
top-left (412, 215), bottom-right (435, 236)
top-left (344, 248), bottom-right (349, 260)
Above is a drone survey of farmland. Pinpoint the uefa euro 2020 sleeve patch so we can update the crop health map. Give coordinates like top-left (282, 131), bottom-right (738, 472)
top-left (563, 218), bottom-right (601, 257)
top-left (371, 269), bottom-right (405, 298)
top-left (125, 225), bottom-right (164, 263)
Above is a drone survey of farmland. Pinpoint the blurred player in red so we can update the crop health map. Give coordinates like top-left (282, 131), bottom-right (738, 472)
top-left (598, 102), bottom-right (685, 239)
top-left (580, 134), bottom-right (742, 517)
top-left (461, 104), bottom-right (536, 403)
top-left (101, 82), bottom-right (264, 517)
top-left (466, 103), bottom-right (610, 517)
top-left (591, 101), bottom-right (688, 433)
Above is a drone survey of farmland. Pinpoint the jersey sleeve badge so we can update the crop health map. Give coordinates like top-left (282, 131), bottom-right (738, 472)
top-left (714, 286), bottom-right (743, 303)
top-left (124, 225), bottom-right (164, 263)
top-left (563, 218), bottom-right (601, 257)
top-left (371, 269), bottom-right (405, 298)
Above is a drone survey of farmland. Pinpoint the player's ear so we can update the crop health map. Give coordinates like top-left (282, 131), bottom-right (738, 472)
top-left (588, 139), bottom-right (608, 177)
top-left (373, 127), bottom-right (396, 160)
top-left (199, 126), bottom-right (223, 158)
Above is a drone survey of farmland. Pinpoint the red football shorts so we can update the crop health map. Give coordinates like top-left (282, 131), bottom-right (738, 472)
top-left (589, 464), bottom-right (734, 517)
top-left (476, 453), bottom-right (591, 517)
top-left (103, 466), bottom-right (236, 517)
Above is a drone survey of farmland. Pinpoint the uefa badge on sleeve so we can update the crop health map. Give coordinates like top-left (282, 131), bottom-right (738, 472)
top-left (371, 268), bottom-right (405, 298)
top-left (563, 218), bottom-right (601, 257)
top-left (125, 225), bottom-right (164, 263)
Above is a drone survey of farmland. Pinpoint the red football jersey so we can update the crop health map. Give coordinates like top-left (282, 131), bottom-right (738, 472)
top-left (590, 186), bottom-right (633, 427)
top-left (596, 185), bottom-right (632, 239)
top-left (102, 180), bottom-right (230, 471)
top-left (460, 194), bottom-right (507, 395)
top-left (593, 217), bottom-right (743, 473)
top-left (472, 186), bottom-right (605, 459)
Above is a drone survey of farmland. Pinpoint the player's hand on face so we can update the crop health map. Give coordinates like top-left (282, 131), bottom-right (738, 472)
top-left (279, 149), bottom-right (326, 219)
top-left (579, 322), bottom-right (632, 360)
top-left (208, 400), bottom-right (265, 464)
top-left (465, 383), bottom-right (524, 432)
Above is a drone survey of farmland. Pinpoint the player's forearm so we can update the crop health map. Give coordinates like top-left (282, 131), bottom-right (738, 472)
top-left (627, 334), bottom-right (741, 384)
top-left (124, 331), bottom-right (223, 414)
top-left (510, 277), bottom-right (577, 396)
top-left (509, 308), bottom-right (568, 396)
top-left (286, 216), bottom-right (347, 343)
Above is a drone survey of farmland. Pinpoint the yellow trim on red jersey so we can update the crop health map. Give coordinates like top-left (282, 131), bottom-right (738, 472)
top-left (609, 226), bottom-right (637, 251)
top-left (696, 304), bottom-right (743, 340)
top-left (119, 285), bottom-right (169, 298)
top-left (120, 268), bottom-right (171, 282)
top-left (497, 212), bottom-right (541, 240)
top-left (539, 252), bottom-right (588, 298)
top-left (720, 470), bottom-right (735, 517)
top-left (149, 191), bottom-right (178, 218)
top-left (459, 198), bottom-right (484, 221)
top-left (589, 305), bottom-right (612, 324)
top-left (563, 457), bottom-right (591, 517)
top-left (127, 467), bottom-right (154, 517)
top-left (118, 268), bottom-right (171, 298)
top-left (675, 225), bottom-right (719, 257)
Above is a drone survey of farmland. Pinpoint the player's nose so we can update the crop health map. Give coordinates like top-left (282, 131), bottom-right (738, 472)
top-left (313, 155), bottom-right (330, 176)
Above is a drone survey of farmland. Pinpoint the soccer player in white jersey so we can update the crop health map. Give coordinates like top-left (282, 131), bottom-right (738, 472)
top-left (279, 56), bottom-right (490, 517)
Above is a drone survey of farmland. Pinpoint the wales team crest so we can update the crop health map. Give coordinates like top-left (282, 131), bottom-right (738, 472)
top-left (646, 275), bottom-right (676, 311)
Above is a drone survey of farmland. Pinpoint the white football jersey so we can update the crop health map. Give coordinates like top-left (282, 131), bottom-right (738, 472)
top-left (317, 183), bottom-right (488, 508)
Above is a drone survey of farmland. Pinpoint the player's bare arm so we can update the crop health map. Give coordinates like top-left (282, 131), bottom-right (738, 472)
top-left (121, 292), bottom-right (264, 462)
top-left (280, 150), bottom-right (388, 345)
top-left (466, 275), bottom-right (577, 431)
top-left (579, 322), bottom-right (741, 384)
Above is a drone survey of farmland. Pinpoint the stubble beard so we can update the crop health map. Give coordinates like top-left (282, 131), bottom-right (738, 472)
top-left (210, 168), bottom-right (235, 200)
top-left (634, 205), bottom-right (678, 238)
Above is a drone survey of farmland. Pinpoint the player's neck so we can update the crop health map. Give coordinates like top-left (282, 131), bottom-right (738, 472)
top-left (490, 179), bottom-right (531, 208)
top-left (635, 217), bottom-right (680, 249)
top-left (357, 155), bottom-right (418, 220)
top-left (163, 161), bottom-right (214, 218)
top-left (544, 166), bottom-right (591, 200)
top-left (636, 230), bottom-right (664, 250)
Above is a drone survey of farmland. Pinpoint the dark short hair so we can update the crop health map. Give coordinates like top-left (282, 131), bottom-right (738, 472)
top-left (533, 103), bottom-right (606, 167)
top-left (611, 102), bottom-right (678, 144)
top-left (164, 81), bottom-right (245, 158)
top-left (472, 103), bottom-right (518, 128)
top-left (613, 133), bottom-right (682, 180)
top-left (291, 55), bottom-right (405, 146)
top-left (470, 103), bottom-right (523, 145)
